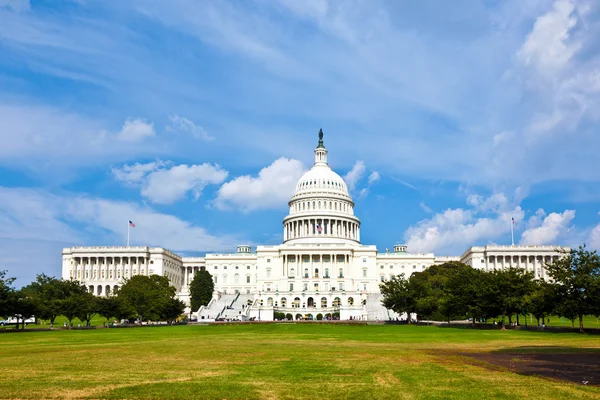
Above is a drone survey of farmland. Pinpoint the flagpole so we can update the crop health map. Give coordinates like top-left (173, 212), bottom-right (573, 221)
top-left (127, 220), bottom-right (130, 247)
top-left (510, 218), bottom-right (514, 246)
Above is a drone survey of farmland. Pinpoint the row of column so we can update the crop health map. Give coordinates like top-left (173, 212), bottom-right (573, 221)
top-left (284, 218), bottom-right (360, 241)
top-left (71, 257), bottom-right (149, 281)
top-left (282, 254), bottom-right (350, 279)
top-left (486, 255), bottom-right (559, 279)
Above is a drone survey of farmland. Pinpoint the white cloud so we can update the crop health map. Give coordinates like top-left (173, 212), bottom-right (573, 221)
top-left (214, 157), bottom-right (306, 212)
top-left (368, 171), bottom-right (380, 185)
top-left (142, 163), bottom-right (228, 204)
top-left (111, 161), bottom-right (165, 186)
top-left (520, 209), bottom-right (575, 245)
top-left (404, 206), bottom-right (525, 255)
top-left (0, 186), bottom-right (239, 285)
top-left (518, 0), bottom-right (579, 75)
top-left (113, 161), bottom-right (228, 204)
top-left (588, 223), bottom-right (600, 250)
top-left (419, 202), bottom-right (433, 214)
top-left (168, 115), bottom-right (213, 141)
top-left (404, 191), bottom-right (527, 254)
top-left (344, 162), bottom-right (380, 198)
top-left (117, 118), bottom-right (156, 142)
top-left (343, 161), bottom-right (366, 192)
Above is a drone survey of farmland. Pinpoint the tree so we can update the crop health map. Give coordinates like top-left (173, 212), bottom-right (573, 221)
top-left (76, 292), bottom-right (98, 326)
top-left (10, 289), bottom-right (38, 330)
top-left (525, 280), bottom-right (556, 327)
top-left (23, 274), bottom-right (63, 326)
top-left (380, 274), bottom-right (414, 321)
top-left (0, 270), bottom-right (16, 319)
top-left (159, 298), bottom-right (186, 323)
top-left (97, 296), bottom-right (128, 325)
top-left (118, 275), bottom-right (177, 323)
top-left (487, 268), bottom-right (534, 329)
top-left (445, 265), bottom-right (488, 327)
top-left (59, 280), bottom-right (90, 328)
top-left (189, 270), bottom-right (214, 312)
top-left (546, 245), bottom-right (600, 332)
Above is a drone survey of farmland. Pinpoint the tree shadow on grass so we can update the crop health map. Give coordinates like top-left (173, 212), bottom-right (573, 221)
top-left (458, 347), bottom-right (600, 387)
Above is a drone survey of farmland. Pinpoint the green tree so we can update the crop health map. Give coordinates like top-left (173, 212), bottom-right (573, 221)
top-left (118, 275), bottom-right (176, 323)
top-left (524, 280), bottom-right (556, 327)
top-left (97, 296), bottom-right (129, 325)
top-left (76, 291), bottom-right (98, 326)
top-left (189, 270), bottom-right (214, 312)
top-left (0, 270), bottom-right (16, 319)
top-left (159, 298), bottom-right (186, 323)
top-left (60, 280), bottom-right (90, 328)
top-left (445, 264), bottom-right (488, 326)
top-left (380, 274), bottom-right (414, 321)
top-left (546, 245), bottom-right (600, 332)
top-left (23, 274), bottom-right (64, 326)
top-left (10, 289), bottom-right (38, 330)
top-left (487, 268), bottom-right (534, 329)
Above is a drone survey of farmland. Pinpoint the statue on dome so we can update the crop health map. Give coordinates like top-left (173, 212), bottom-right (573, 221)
top-left (317, 129), bottom-right (325, 148)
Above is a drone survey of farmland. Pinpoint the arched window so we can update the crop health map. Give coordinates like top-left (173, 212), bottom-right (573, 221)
top-left (339, 268), bottom-right (343, 278)
top-left (304, 268), bottom-right (309, 278)
top-left (318, 201), bottom-right (321, 209)
top-left (348, 297), bottom-right (354, 306)
top-left (293, 297), bottom-right (301, 308)
top-left (234, 273), bottom-right (239, 284)
top-left (267, 297), bottom-right (273, 307)
top-left (266, 268), bottom-right (271, 278)
top-left (333, 297), bottom-right (341, 307)
top-left (314, 268), bottom-right (319, 278)
top-left (362, 268), bottom-right (367, 278)
top-left (223, 275), bottom-right (228, 284)
top-left (325, 268), bottom-right (329, 278)
top-left (281, 297), bottom-right (287, 307)
top-left (321, 297), bottom-right (328, 307)
top-left (335, 203), bottom-right (337, 210)
top-left (290, 268), bottom-right (295, 278)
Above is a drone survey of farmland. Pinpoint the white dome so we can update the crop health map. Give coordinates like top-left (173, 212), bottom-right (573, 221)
top-left (282, 129), bottom-right (361, 245)
top-left (294, 165), bottom-right (349, 197)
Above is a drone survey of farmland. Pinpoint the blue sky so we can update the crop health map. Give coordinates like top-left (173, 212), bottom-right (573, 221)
top-left (1, 0), bottom-right (600, 285)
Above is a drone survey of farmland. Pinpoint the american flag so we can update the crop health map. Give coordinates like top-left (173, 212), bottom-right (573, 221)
top-left (511, 217), bottom-right (515, 225)
top-left (129, 220), bottom-right (136, 228)
top-left (317, 224), bottom-right (322, 233)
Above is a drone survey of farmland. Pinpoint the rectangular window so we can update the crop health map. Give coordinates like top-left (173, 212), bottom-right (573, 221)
top-left (246, 276), bottom-right (251, 283)
top-left (289, 283), bottom-right (294, 291)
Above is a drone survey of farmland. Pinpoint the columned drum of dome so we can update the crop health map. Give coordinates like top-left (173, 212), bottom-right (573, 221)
top-left (283, 129), bottom-right (361, 244)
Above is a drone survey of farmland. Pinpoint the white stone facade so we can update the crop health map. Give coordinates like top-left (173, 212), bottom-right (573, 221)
top-left (61, 132), bottom-right (568, 320)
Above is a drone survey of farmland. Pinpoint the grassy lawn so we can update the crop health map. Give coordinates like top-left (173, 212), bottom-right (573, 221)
top-left (0, 324), bottom-right (599, 399)
top-left (481, 315), bottom-right (600, 328)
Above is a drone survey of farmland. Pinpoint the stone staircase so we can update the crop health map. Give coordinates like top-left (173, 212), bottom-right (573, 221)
top-left (197, 293), bottom-right (237, 320)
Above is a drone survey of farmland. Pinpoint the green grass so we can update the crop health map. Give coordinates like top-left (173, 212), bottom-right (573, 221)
top-left (482, 314), bottom-right (600, 328)
top-left (0, 324), bottom-right (599, 399)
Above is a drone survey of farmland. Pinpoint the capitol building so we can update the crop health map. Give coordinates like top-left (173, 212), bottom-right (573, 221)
top-left (61, 131), bottom-right (565, 321)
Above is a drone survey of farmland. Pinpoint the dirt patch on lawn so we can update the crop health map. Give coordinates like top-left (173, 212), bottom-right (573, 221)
top-left (459, 350), bottom-right (600, 386)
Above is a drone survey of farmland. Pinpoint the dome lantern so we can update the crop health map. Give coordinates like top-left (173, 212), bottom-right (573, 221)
top-left (314, 129), bottom-right (328, 166)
